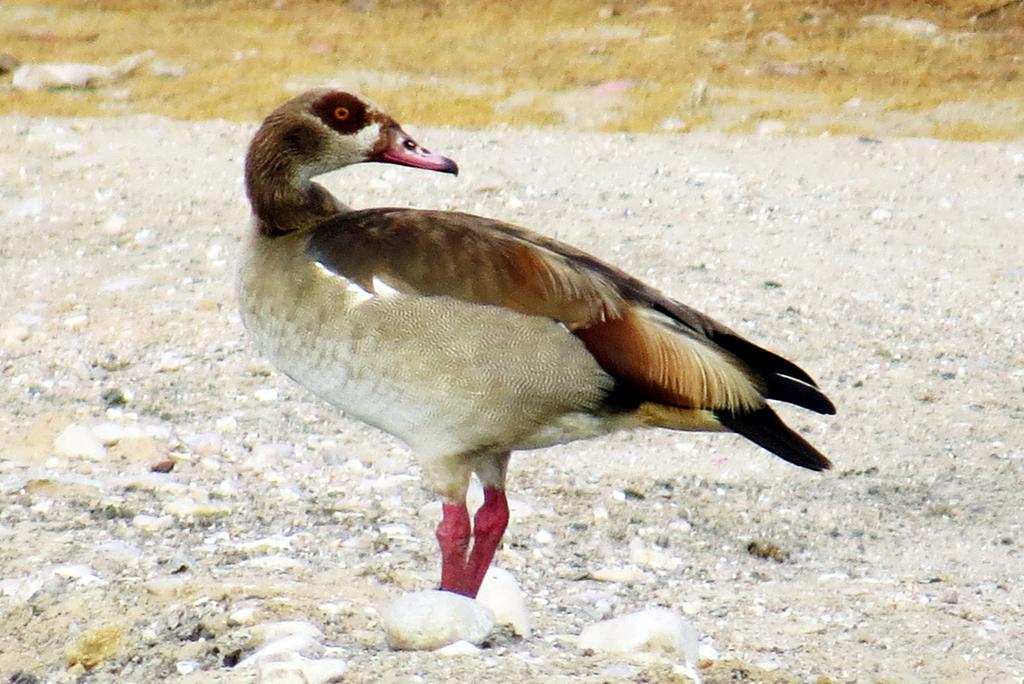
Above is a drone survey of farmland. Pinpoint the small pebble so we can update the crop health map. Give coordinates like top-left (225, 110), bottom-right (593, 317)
top-left (228, 605), bottom-right (259, 626)
top-left (215, 415), bottom-right (239, 433)
top-left (756, 120), bottom-right (787, 136)
top-left (243, 555), bottom-right (306, 572)
top-left (101, 214), bottom-right (128, 235)
top-left (163, 500), bottom-right (231, 519)
top-left (238, 634), bottom-right (323, 668)
top-left (871, 208), bottom-right (893, 223)
top-left (435, 640), bottom-right (481, 656)
top-left (65, 625), bottom-right (123, 670)
top-left (234, 536), bottom-right (293, 554)
top-left (477, 567), bottom-right (531, 637)
top-left (175, 660), bottom-right (199, 675)
top-left (257, 656), bottom-right (347, 684)
top-left (254, 388), bottom-right (279, 402)
top-left (252, 621), bottom-right (324, 644)
top-left (54, 424), bottom-right (106, 461)
top-left (629, 537), bottom-right (682, 570)
top-left (52, 564), bottom-right (101, 584)
top-left (589, 566), bottom-right (648, 584)
top-left (156, 353), bottom-right (186, 372)
top-left (183, 432), bottom-right (223, 457)
top-left (62, 314), bottom-right (88, 331)
top-left (132, 514), bottom-right (174, 533)
top-left (579, 608), bottom-right (699, 664)
top-left (2, 323), bottom-right (31, 345)
top-left (380, 590), bottom-right (494, 651)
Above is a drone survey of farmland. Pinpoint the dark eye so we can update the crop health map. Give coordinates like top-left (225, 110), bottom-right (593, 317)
top-left (334, 107), bottom-right (350, 121)
top-left (403, 139), bottom-right (417, 150)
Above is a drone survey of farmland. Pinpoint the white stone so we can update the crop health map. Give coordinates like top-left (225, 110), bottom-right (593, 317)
top-left (659, 117), bottom-right (688, 132)
top-left (2, 323), bottom-right (30, 345)
top-left (175, 659), bottom-right (199, 675)
top-left (579, 608), bottom-right (699, 665)
top-left (234, 536), bottom-right (293, 554)
top-left (257, 656), bottom-right (348, 684)
top-left (699, 641), bottom-right (719, 661)
top-left (589, 566), bottom-right (649, 584)
top-left (380, 590), bottom-right (494, 650)
top-left (871, 208), bottom-right (893, 223)
top-left (243, 555), bottom-right (306, 572)
top-left (435, 640), bottom-right (481, 656)
top-left (91, 422), bottom-right (128, 446)
top-left (149, 60), bottom-right (186, 78)
top-left (184, 432), bottom-right (223, 456)
top-left (54, 424), bottom-right (106, 461)
top-left (11, 51), bottom-right (152, 91)
top-left (240, 622), bottom-right (328, 670)
top-left (859, 15), bottom-right (940, 37)
top-left (253, 620), bottom-right (324, 644)
top-left (629, 537), bottom-right (682, 571)
top-left (164, 499), bottom-right (231, 519)
top-left (238, 634), bottom-right (323, 668)
top-left (760, 31), bottom-right (794, 47)
top-left (62, 314), bottom-right (88, 331)
top-left (674, 662), bottom-right (702, 683)
top-left (254, 388), bottom-right (279, 402)
top-left (756, 120), bottom-right (787, 136)
top-left (477, 567), bottom-right (531, 637)
top-left (52, 564), bottom-right (101, 584)
top-left (102, 214), bottom-right (128, 235)
top-left (228, 606), bottom-right (259, 626)
top-left (132, 513), bottom-right (174, 533)
top-left (156, 353), bottom-right (187, 372)
top-left (215, 416), bottom-right (239, 433)
top-left (0, 576), bottom-right (45, 604)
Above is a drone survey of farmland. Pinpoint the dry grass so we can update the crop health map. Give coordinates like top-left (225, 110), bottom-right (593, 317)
top-left (2, 0), bottom-right (1023, 139)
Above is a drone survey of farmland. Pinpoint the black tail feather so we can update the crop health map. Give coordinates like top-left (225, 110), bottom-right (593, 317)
top-left (713, 332), bottom-right (819, 387)
top-left (765, 375), bottom-right (836, 415)
top-left (716, 406), bottom-right (831, 471)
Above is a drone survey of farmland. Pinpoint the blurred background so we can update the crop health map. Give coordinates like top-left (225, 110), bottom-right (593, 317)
top-left (2, 1), bottom-right (1023, 139)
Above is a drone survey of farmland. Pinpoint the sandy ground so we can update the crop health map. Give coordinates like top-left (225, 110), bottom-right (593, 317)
top-left (1, 116), bottom-right (1022, 683)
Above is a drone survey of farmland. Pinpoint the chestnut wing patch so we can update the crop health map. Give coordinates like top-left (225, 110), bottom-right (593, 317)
top-left (574, 308), bottom-right (763, 412)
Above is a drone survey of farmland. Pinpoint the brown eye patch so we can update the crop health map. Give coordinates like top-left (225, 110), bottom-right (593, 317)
top-left (312, 92), bottom-right (368, 134)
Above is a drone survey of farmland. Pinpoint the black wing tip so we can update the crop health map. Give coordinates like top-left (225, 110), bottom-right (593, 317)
top-left (766, 375), bottom-right (838, 416)
top-left (716, 406), bottom-right (832, 472)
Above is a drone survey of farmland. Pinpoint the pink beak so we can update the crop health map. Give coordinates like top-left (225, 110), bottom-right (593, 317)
top-left (376, 127), bottom-right (458, 175)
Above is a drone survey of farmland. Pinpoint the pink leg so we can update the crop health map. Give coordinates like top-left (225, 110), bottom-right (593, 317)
top-left (463, 486), bottom-right (510, 596)
top-left (437, 502), bottom-right (471, 595)
top-left (435, 487), bottom-right (510, 598)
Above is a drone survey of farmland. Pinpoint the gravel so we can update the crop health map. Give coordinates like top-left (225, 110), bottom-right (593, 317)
top-left (1, 115), bottom-right (1022, 682)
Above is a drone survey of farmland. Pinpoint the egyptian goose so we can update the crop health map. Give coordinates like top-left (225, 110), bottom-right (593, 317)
top-left (239, 89), bottom-right (835, 598)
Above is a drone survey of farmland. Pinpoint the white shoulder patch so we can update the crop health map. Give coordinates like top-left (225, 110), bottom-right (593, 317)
top-left (371, 275), bottom-right (400, 297)
top-left (313, 261), bottom-right (374, 303)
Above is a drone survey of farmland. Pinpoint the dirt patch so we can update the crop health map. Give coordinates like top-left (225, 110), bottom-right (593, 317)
top-left (2, 0), bottom-right (1023, 139)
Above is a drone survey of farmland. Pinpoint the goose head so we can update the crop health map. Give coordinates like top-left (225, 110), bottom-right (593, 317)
top-left (245, 89), bottom-right (457, 234)
top-left (247, 89), bottom-right (457, 186)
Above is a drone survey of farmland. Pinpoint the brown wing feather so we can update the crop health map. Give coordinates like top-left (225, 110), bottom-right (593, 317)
top-left (306, 208), bottom-right (622, 325)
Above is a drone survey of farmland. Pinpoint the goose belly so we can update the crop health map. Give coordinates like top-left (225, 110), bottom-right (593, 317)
top-left (239, 257), bottom-right (612, 457)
